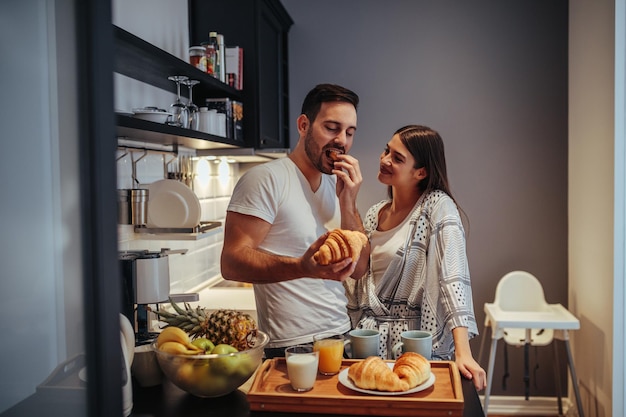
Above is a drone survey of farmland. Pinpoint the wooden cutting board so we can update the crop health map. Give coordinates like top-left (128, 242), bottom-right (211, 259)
top-left (247, 358), bottom-right (464, 416)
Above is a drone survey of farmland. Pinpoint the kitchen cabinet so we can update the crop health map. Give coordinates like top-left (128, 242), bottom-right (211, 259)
top-left (188, 0), bottom-right (293, 150)
top-left (114, 25), bottom-right (244, 150)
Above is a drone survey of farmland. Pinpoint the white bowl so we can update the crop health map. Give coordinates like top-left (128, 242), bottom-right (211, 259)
top-left (132, 107), bottom-right (172, 124)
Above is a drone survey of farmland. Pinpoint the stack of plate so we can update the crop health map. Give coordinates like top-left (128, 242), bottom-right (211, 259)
top-left (144, 180), bottom-right (201, 228)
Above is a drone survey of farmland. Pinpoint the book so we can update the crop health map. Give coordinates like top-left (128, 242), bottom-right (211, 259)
top-left (225, 46), bottom-right (243, 90)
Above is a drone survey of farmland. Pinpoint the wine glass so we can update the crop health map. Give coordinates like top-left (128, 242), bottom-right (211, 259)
top-left (183, 79), bottom-right (200, 130)
top-left (167, 75), bottom-right (189, 128)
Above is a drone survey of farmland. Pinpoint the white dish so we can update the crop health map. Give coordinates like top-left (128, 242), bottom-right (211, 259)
top-left (132, 107), bottom-right (172, 124)
top-left (337, 362), bottom-right (436, 396)
top-left (145, 179), bottom-right (201, 228)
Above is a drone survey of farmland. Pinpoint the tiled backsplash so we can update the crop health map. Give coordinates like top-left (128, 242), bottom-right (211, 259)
top-left (117, 148), bottom-right (240, 294)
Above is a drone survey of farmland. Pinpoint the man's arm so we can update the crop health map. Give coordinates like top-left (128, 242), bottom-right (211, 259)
top-left (333, 154), bottom-right (369, 279)
top-left (220, 211), bottom-right (356, 284)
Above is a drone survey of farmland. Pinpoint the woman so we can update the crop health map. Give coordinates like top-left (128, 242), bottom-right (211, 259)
top-left (344, 125), bottom-right (486, 390)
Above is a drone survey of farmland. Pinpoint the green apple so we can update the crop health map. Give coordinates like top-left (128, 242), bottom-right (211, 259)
top-left (200, 373), bottom-right (231, 397)
top-left (176, 361), bottom-right (210, 388)
top-left (235, 353), bottom-right (257, 378)
top-left (211, 343), bottom-right (238, 355)
top-left (211, 344), bottom-right (240, 375)
top-left (191, 337), bottom-right (215, 353)
top-left (176, 362), bottom-right (196, 382)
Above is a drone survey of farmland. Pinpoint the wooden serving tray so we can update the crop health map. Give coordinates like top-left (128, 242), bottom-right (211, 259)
top-left (247, 358), bottom-right (464, 416)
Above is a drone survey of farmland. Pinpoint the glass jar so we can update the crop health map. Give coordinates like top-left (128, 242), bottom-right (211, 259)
top-left (202, 43), bottom-right (217, 77)
top-left (189, 46), bottom-right (207, 72)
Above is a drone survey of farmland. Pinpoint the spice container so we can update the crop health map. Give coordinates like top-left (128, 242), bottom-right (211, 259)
top-left (202, 42), bottom-right (216, 77)
top-left (189, 46), bottom-right (207, 72)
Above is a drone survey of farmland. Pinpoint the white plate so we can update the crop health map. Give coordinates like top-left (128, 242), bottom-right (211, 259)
top-left (338, 362), bottom-right (436, 396)
top-left (145, 179), bottom-right (201, 228)
top-left (78, 367), bottom-right (88, 382)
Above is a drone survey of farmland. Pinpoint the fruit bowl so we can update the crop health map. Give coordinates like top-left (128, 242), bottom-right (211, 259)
top-left (152, 330), bottom-right (269, 398)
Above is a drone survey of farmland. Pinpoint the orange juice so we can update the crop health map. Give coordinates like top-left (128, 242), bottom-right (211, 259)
top-left (313, 336), bottom-right (344, 375)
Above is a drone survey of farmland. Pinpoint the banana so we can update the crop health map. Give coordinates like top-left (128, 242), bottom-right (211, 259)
top-left (157, 326), bottom-right (198, 350)
top-left (159, 341), bottom-right (203, 355)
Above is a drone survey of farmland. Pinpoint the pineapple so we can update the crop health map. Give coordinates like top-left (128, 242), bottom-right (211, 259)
top-left (155, 299), bottom-right (258, 351)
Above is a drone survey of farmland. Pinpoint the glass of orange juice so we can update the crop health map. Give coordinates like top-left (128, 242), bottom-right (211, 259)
top-left (313, 333), bottom-right (345, 375)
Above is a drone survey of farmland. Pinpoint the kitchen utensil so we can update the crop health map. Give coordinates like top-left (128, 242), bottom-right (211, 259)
top-left (183, 79), bottom-right (200, 130)
top-left (346, 329), bottom-right (380, 359)
top-left (120, 249), bottom-right (171, 344)
top-left (120, 314), bottom-right (134, 416)
top-left (118, 188), bottom-right (149, 225)
top-left (129, 188), bottom-right (149, 225)
top-left (392, 330), bottom-right (432, 360)
top-left (117, 189), bottom-right (131, 224)
top-left (144, 179), bottom-right (201, 228)
top-left (152, 330), bottom-right (269, 398)
top-left (167, 75), bottom-right (189, 128)
top-left (120, 248), bottom-right (190, 345)
top-left (132, 107), bottom-right (172, 124)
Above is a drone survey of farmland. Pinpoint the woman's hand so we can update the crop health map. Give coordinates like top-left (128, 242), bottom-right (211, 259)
top-left (455, 355), bottom-right (487, 391)
top-left (451, 327), bottom-right (487, 391)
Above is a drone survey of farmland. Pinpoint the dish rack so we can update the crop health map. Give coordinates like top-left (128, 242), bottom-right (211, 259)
top-left (134, 221), bottom-right (221, 235)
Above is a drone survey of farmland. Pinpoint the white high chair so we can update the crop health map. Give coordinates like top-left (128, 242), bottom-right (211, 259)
top-left (478, 271), bottom-right (584, 417)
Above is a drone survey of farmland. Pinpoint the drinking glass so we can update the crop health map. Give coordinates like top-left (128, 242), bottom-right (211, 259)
top-left (285, 345), bottom-right (319, 392)
top-left (313, 333), bottom-right (345, 375)
top-left (167, 75), bottom-right (189, 128)
top-left (183, 79), bottom-right (200, 130)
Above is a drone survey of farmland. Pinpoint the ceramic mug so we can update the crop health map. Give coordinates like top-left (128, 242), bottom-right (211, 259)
top-left (392, 330), bottom-right (433, 360)
top-left (346, 329), bottom-right (380, 359)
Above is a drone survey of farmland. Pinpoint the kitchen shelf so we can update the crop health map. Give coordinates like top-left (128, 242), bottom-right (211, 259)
top-left (116, 114), bottom-right (241, 151)
top-left (114, 25), bottom-right (245, 151)
top-left (189, 0), bottom-right (293, 149)
top-left (114, 25), bottom-right (242, 103)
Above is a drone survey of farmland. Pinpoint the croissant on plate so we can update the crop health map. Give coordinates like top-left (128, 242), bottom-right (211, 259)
top-left (314, 229), bottom-right (368, 265)
top-left (347, 356), bottom-right (410, 392)
top-left (393, 352), bottom-right (431, 387)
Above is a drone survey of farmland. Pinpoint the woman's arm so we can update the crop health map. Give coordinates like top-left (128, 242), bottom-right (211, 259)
top-left (452, 326), bottom-right (487, 391)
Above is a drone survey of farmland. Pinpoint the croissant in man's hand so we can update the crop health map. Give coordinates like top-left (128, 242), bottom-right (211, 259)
top-left (314, 229), bottom-right (368, 265)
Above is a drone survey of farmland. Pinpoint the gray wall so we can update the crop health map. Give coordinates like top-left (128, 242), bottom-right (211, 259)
top-left (0, 0), bottom-right (86, 412)
top-left (282, 0), bottom-right (568, 397)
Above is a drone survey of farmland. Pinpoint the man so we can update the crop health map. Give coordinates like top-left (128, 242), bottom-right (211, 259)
top-left (220, 84), bottom-right (366, 358)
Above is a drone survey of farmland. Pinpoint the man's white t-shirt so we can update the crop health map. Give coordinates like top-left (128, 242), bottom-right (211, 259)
top-left (226, 157), bottom-right (351, 348)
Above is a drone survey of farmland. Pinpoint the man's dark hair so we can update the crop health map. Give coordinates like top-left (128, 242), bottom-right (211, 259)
top-left (300, 84), bottom-right (359, 123)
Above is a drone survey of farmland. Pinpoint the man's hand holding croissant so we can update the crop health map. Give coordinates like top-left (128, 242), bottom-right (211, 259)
top-left (314, 229), bottom-right (368, 265)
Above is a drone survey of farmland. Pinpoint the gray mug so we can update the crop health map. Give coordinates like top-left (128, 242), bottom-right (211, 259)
top-left (346, 329), bottom-right (380, 359)
top-left (392, 330), bottom-right (432, 360)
